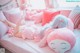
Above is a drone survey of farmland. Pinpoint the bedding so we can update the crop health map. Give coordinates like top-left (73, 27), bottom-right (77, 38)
top-left (0, 11), bottom-right (6, 21)
top-left (7, 21), bottom-right (42, 41)
top-left (1, 29), bottom-right (80, 53)
top-left (3, 8), bottom-right (23, 24)
top-left (0, 11), bottom-right (8, 38)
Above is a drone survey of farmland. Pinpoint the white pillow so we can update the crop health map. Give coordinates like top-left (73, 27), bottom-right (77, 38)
top-left (69, 5), bottom-right (80, 28)
top-left (3, 8), bottom-right (23, 24)
top-left (0, 21), bottom-right (8, 38)
top-left (0, 11), bottom-right (6, 21)
top-left (78, 24), bottom-right (80, 29)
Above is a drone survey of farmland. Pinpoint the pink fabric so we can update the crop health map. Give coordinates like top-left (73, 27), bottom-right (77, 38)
top-left (47, 28), bottom-right (76, 50)
top-left (0, 11), bottom-right (6, 21)
top-left (60, 10), bottom-right (71, 17)
top-left (0, 22), bottom-right (8, 37)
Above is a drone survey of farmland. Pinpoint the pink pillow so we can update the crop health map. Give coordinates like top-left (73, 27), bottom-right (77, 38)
top-left (42, 10), bottom-right (60, 26)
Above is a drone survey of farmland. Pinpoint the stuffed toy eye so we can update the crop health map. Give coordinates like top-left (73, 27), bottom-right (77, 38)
top-left (51, 43), bottom-right (56, 49)
top-left (51, 43), bottom-right (55, 45)
top-left (61, 42), bottom-right (69, 50)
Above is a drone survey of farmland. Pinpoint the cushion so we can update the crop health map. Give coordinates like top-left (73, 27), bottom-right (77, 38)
top-left (69, 5), bottom-right (80, 29)
top-left (42, 10), bottom-right (60, 26)
top-left (0, 21), bottom-right (8, 38)
top-left (3, 8), bottom-right (23, 24)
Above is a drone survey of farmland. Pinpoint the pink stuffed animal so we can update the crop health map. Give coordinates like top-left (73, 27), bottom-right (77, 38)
top-left (39, 28), bottom-right (76, 53)
top-left (39, 15), bottom-right (74, 45)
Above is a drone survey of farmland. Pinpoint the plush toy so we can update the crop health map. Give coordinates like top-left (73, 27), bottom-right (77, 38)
top-left (39, 15), bottom-right (74, 45)
top-left (41, 14), bottom-right (74, 34)
top-left (39, 28), bottom-right (76, 53)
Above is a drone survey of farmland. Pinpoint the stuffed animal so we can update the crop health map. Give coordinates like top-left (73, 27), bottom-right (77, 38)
top-left (39, 28), bottom-right (76, 53)
top-left (40, 14), bottom-right (74, 38)
top-left (39, 15), bottom-right (74, 45)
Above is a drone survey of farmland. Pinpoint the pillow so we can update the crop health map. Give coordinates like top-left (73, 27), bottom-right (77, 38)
top-left (69, 5), bottom-right (80, 29)
top-left (0, 21), bottom-right (8, 38)
top-left (42, 10), bottom-right (60, 26)
top-left (3, 8), bottom-right (23, 24)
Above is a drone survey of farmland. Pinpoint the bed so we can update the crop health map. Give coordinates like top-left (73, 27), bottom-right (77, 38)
top-left (0, 29), bottom-right (80, 53)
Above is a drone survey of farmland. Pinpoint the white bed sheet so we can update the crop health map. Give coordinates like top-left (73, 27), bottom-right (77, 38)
top-left (0, 29), bottom-right (80, 53)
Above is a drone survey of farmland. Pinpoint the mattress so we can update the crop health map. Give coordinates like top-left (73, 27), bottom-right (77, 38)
top-left (0, 29), bottom-right (80, 53)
